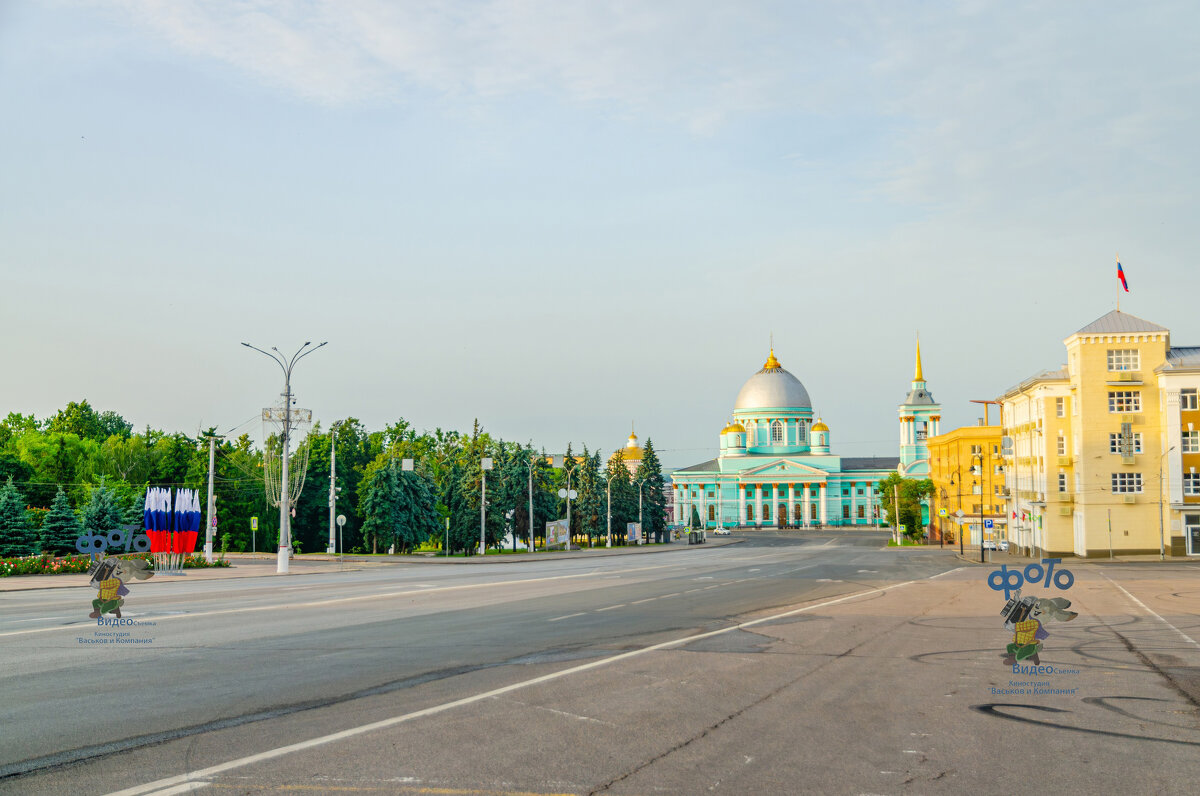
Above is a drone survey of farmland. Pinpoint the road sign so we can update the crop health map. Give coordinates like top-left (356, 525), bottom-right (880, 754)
top-left (938, 508), bottom-right (948, 518)
top-left (250, 516), bottom-right (258, 531)
top-left (984, 518), bottom-right (994, 530)
top-left (954, 509), bottom-right (965, 518)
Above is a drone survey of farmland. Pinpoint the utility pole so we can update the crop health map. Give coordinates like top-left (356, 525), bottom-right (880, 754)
top-left (480, 457), bottom-right (493, 556)
top-left (203, 431), bottom-right (222, 563)
top-left (328, 421), bottom-right (341, 554)
top-left (893, 482), bottom-right (901, 544)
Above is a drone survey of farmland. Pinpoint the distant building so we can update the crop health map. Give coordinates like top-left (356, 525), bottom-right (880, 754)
top-left (668, 346), bottom-right (932, 529)
top-left (928, 423), bottom-right (1004, 545)
top-left (613, 428), bottom-right (643, 475)
top-left (999, 309), bottom-right (1200, 557)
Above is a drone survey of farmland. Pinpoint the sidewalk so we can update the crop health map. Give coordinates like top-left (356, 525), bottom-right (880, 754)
top-left (0, 539), bottom-right (740, 592)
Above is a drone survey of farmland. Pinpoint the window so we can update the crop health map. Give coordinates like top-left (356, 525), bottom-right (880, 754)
top-left (1057, 436), bottom-right (1066, 455)
top-left (1184, 473), bottom-right (1200, 496)
top-left (708, 505), bottom-right (715, 521)
top-left (1183, 431), bottom-right (1200, 454)
top-left (857, 505), bottom-right (865, 519)
top-left (1183, 389), bottom-right (1198, 411)
top-left (1111, 472), bottom-right (1143, 493)
top-left (842, 488), bottom-right (850, 496)
top-left (843, 505), bottom-right (851, 519)
top-left (970, 445), bottom-right (982, 455)
top-left (770, 420), bottom-right (783, 443)
top-left (993, 445), bottom-right (999, 455)
top-left (1108, 432), bottom-right (1143, 454)
top-left (856, 487), bottom-right (864, 496)
top-left (763, 503), bottom-right (771, 521)
top-left (746, 504), bottom-right (754, 521)
top-left (1055, 397), bottom-right (1065, 417)
top-left (1107, 349), bottom-right (1140, 371)
top-left (1058, 473), bottom-right (1067, 492)
top-left (1108, 391), bottom-right (1141, 412)
top-left (798, 422), bottom-right (807, 443)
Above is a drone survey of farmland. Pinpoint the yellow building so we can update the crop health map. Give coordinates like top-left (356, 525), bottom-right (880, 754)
top-left (1000, 310), bottom-right (1197, 558)
top-left (928, 424), bottom-right (1004, 546)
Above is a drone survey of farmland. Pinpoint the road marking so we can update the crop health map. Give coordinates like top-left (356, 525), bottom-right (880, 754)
top-left (548, 613), bottom-right (585, 622)
top-left (0, 562), bottom-right (681, 639)
top-left (748, 568), bottom-right (760, 572)
top-left (660, 592), bottom-right (682, 598)
top-left (595, 604), bottom-right (626, 612)
top-left (630, 597), bottom-right (659, 605)
top-left (106, 576), bottom-right (929, 796)
top-left (702, 584), bottom-right (723, 590)
top-left (1102, 573), bottom-right (1200, 648)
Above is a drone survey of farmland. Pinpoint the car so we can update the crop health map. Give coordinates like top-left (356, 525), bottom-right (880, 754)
top-left (713, 528), bottom-right (730, 536)
top-left (982, 540), bottom-right (997, 550)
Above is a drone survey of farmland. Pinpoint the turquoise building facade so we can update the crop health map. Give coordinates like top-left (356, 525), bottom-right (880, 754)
top-left (671, 347), bottom-right (932, 529)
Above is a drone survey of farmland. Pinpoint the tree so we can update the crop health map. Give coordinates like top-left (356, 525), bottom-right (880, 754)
top-left (359, 458), bottom-right (440, 554)
top-left (604, 450), bottom-right (636, 544)
top-left (634, 439), bottom-right (667, 542)
top-left (575, 448), bottom-right (604, 546)
top-left (0, 477), bottom-right (36, 556)
top-left (39, 487), bottom-right (81, 556)
top-left (689, 504), bottom-right (702, 530)
top-left (877, 474), bottom-right (935, 540)
top-left (80, 483), bottom-right (124, 534)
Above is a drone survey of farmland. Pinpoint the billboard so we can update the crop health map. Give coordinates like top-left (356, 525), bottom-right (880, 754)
top-left (545, 519), bottom-right (569, 550)
top-left (626, 522), bottom-right (642, 544)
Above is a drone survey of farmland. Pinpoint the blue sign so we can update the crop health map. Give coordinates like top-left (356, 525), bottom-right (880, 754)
top-left (984, 519), bottom-right (994, 530)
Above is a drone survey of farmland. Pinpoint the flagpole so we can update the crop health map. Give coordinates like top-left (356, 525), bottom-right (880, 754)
top-left (1116, 252), bottom-right (1120, 311)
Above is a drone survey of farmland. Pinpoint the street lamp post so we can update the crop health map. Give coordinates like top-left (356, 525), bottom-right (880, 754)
top-left (479, 457), bottom-right (493, 556)
top-left (554, 455), bottom-right (579, 549)
top-left (1160, 445), bottom-right (1176, 560)
top-left (241, 341), bottom-right (327, 574)
top-left (327, 420), bottom-right (342, 554)
top-left (973, 453), bottom-right (986, 564)
top-left (526, 452), bottom-right (541, 552)
top-left (606, 471), bottom-right (621, 548)
top-left (949, 467), bottom-right (964, 557)
top-left (635, 478), bottom-right (647, 544)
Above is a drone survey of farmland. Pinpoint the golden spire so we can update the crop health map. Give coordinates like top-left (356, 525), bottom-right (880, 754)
top-left (914, 336), bottom-right (924, 382)
top-left (627, 421), bottom-right (638, 445)
top-left (763, 334), bottom-right (781, 369)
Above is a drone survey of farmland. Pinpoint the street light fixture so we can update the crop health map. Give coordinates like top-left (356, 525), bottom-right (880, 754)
top-left (526, 452), bottom-right (542, 552)
top-left (635, 478), bottom-right (648, 545)
top-left (949, 467), bottom-right (965, 557)
top-left (241, 340), bottom-right (327, 574)
top-left (605, 470), bottom-right (622, 548)
top-left (554, 455), bottom-right (579, 549)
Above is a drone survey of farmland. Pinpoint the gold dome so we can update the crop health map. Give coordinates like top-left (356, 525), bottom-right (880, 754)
top-left (762, 347), bottom-right (782, 370)
top-left (811, 418), bottom-right (829, 432)
top-left (722, 421), bottom-right (746, 434)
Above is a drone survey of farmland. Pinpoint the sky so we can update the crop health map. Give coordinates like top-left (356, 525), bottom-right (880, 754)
top-left (2, 0), bottom-right (1198, 471)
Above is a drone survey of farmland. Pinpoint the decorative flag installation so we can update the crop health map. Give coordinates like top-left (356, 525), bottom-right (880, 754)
top-left (1117, 258), bottom-right (1129, 292)
top-left (144, 487), bottom-right (202, 573)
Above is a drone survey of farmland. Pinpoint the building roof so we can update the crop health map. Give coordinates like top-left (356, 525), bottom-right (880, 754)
top-left (903, 386), bottom-right (937, 405)
top-left (671, 459), bottom-right (719, 474)
top-left (1160, 346), bottom-right (1200, 371)
top-left (734, 349), bottom-right (812, 410)
top-left (1001, 367), bottom-right (1068, 399)
top-left (842, 456), bottom-right (901, 472)
top-left (1073, 310), bottom-right (1168, 335)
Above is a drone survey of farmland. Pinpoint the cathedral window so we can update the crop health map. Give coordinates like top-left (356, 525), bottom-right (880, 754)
top-left (763, 504), bottom-right (772, 521)
top-left (770, 420), bottom-right (783, 443)
top-left (746, 504), bottom-right (755, 521)
top-left (798, 422), bottom-right (806, 443)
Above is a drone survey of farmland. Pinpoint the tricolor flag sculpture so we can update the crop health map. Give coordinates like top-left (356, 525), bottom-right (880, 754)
top-left (144, 487), bottom-right (202, 573)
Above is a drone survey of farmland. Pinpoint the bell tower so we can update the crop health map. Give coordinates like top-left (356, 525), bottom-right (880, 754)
top-left (898, 339), bottom-right (940, 476)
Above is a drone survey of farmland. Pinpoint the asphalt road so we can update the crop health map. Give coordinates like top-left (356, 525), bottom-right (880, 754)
top-left (1, 532), bottom-right (1197, 795)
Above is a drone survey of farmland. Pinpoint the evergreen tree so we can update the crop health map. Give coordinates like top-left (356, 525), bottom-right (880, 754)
top-left (634, 439), bottom-right (667, 542)
top-left (358, 459), bottom-right (440, 554)
top-left (0, 477), bottom-right (36, 556)
top-left (604, 450), bottom-right (636, 544)
top-left (689, 504), bottom-right (702, 529)
top-left (575, 448), bottom-right (604, 546)
top-left (39, 486), bottom-right (80, 556)
top-left (80, 483), bottom-right (123, 534)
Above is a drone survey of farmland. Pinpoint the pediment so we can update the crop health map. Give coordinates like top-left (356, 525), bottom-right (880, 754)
top-left (739, 459), bottom-right (829, 480)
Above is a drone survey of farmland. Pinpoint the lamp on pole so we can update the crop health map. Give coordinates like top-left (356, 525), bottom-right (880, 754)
top-left (526, 452), bottom-right (542, 552)
top-left (635, 478), bottom-right (647, 544)
top-left (479, 457), bottom-right (493, 556)
top-left (949, 467), bottom-right (964, 556)
top-left (327, 420), bottom-right (342, 554)
top-left (554, 455), bottom-right (579, 549)
top-left (1160, 445), bottom-right (1176, 561)
top-left (241, 341), bottom-right (327, 574)
top-left (973, 453), bottom-right (986, 564)
top-left (605, 470), bottom-right (621, 548)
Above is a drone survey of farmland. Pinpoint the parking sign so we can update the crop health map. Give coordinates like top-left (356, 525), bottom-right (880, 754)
top-left (984, 519), bottom-right (994, 530)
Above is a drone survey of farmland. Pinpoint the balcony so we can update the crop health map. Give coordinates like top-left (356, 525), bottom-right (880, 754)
top-left (1107, 372), bottom-right (1143, 385)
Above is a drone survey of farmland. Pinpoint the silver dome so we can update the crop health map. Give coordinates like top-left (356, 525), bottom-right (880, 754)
top-left (734, 367), bottom-right (812, 410)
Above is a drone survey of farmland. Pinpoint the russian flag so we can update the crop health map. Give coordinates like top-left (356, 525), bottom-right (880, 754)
top-left (1117, 259), bottom-right (1129, 292)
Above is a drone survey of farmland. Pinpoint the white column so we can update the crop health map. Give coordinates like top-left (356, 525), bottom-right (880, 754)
top-left (803, 483), bottom-right (811, 526)
top-left (755, 483), bottom-right (763, 527)
top-left (819, 483), bottom-right (828, 525)
top-left (788, 483), bottom-right (796, 527)
top-left (741, 488), bottom-right (748, 525)
top-left (849, 482), bottom-right (856, 526)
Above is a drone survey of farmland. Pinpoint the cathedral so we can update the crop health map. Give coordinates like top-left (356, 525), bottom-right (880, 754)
top-left (671, 344), bottom-right (939, 528)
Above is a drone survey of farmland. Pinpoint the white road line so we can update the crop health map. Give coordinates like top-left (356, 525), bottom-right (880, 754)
top-left (702, 585), bottom-right (723, 590)
top-left (596, 604), bottom-right (626, 612)
top-left (1102, 573), bottom-right (1200, 648)
top-left (0, 562), bottom-right (679, 639)
top-left (105, 576), bottom-right (929, 796)
top-left (630, 597), bottom-right (658, 605)
top-left (660, 592), bottom-right (682, 598)
top-left (548, 613), bottom-right (585, 622)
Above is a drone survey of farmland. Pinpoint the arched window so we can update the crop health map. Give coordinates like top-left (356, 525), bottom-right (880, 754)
top-left (798, 422), bottom-right (807, 443)
top-left (763, 503), bottom-right (772, 521)
top-left (747, 504), bottom-right (755, 521)
top-left (771, 420), bottom-right (783, 443)
top-left (708, 505), bottom-right (715, 521)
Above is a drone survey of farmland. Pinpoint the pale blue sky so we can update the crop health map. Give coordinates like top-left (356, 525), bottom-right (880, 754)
top-left (2, 1), bottom-right (1198, 469)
